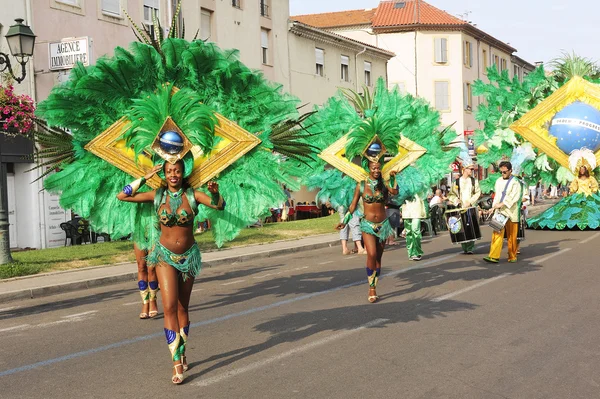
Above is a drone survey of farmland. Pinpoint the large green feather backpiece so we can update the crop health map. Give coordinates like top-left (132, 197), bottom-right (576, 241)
top-left (35, 35), bottom-right (319, 248)
top-left (307, 79), bottom-right (458, 206)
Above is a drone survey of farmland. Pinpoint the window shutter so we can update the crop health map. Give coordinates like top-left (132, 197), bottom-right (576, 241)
top-left (102, 0), bottom-right (120, 15)
top-left (261, 29), bottom-right (269, 48)
top-left (364, 61), bottom-right (371, 72)
top-left (435, 82), bottom-right (449, 110)
top-left (435, 38), bottom-right (442, 63)
top-left (201, 10), bottom-right (211, 40)
top-left (468, 42), bottom-right (473, 67)
top-left (315, 48), bottom-right (324, 65)
top-left (341, 55), bottom-right (349, 66)
top-left (463, 82), bottom-right (468, 109)
top-left (463, 41), bottom-right (466, 65)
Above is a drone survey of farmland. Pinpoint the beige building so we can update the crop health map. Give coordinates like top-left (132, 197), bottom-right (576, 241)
top-left (0, 0), bottom-right (393, 248)
top-left (288, 21), bottom-right (393, 107)
top-left (293, 0), bottom-right (535, 139)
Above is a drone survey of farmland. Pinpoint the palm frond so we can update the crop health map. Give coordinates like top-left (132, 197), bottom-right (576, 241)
top-left (268, 111), bottom-right (320, 164)
top-left (340, 86), bottom-right (375, 117)
top-left (549, 51), bottom-right (600, 82)
top-left (26, 119), bottom-right (76, 182)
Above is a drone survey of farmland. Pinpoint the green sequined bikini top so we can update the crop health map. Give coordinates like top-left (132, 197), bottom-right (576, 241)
top-left (155, 187), bottom-right (197, 227)
top-left (361, 179), bottom-right (385, 204)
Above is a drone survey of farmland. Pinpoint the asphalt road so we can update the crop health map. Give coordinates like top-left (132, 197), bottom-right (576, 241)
top-left (1, 227), bottom-right (599, 399)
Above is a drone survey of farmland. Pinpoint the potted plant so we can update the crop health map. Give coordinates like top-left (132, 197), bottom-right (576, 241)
top-left (0, 78), bottom-right (36, 135)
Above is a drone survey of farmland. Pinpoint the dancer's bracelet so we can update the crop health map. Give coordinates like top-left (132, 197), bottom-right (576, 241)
top-left (342, 211), bottom-right (353, 225)
top-left (388, 175), bottom-right (397, 189)
top-left (211, 192), bottom-right (226, 210)
top-left (123, 177), bottom-right (146, 196)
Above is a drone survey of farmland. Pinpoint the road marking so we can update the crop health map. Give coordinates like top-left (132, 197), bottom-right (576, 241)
top-left (532, 248), bottom-right (572, 265)
top-left (432, 274), bottom-right (509, 302)
top-left (580, 232), bottom-right (600, 244)
top-left (192, 318), bottom-right (389, 388)
top-left (294, 266), bottom-right (309, 270)
top-left (0, 252), bottom-right (460, 377)
top-left (346, 256), bottom-right (357, 259)
top-left (319, 261), bottom-right (334, 265)
top-left (63, 311), bottom-right (98, 318)
top-left (123, 301), bottom-right (141, 306)
top-left (0, 306), bottom-right (17, 312)
top-left (221, 280), bottom-right (246, 286)
top-left (0, 324), bottom-right (30, 333)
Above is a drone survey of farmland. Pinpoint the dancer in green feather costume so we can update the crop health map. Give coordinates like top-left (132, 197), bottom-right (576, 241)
top-left (33, 8), bottom-right (321, 384)
top-left (313, 80), bottom-right (459, 303)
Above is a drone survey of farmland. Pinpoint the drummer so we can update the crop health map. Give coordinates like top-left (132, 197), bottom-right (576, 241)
top-left (447, 162), bottom-right (481, 254)
top-left (483, 161), bottom-right (521, 264)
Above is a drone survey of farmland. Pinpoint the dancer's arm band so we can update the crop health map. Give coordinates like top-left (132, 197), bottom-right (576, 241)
top-left (342, 211), bottom-right (353, 225)
top-left (388, 175), bottom-right (397, 189)
top-left (211, 193), bottom-right (226, 210)
top-left (122, 177), bottom-right (146, 196)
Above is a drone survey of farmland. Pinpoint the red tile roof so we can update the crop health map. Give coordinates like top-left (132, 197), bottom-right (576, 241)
top-left (372, 0), bottom-right (466, 27)
top-left (291, 8), bottom-right (375, 28)
top-left (291, 1), bottom-right (466, 29)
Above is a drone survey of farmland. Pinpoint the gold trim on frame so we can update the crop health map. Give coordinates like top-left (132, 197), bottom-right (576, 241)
top-left (318, 133), bottom-right (427, 182)
top-left (510, 76), bottom-right (600, 169)
top-left (85, 89), bottom-right (262, 189)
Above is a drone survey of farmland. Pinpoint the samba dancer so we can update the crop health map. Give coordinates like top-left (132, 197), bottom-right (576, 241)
top-left (483, 161), bottom-right (521, 263)
top-left (337, 144), bottom-right (398, 303)
top-left (118, 160), bottom-right (225, 384)
top-left (447, 163), bottom-right (481, 254)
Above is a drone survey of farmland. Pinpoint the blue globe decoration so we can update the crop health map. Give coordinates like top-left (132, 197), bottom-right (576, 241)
top-left (548, 101), bottom-right (600, 154)
top-left (159, 130), bottom-right (184, 155)
top-left (366, 143), bottom-right (382, 157)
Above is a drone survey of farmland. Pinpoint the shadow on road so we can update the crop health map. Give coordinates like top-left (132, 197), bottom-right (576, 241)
top-left (185, 296), bottom-right (477, 383)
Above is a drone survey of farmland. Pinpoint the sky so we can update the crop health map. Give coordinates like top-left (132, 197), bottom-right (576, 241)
top-left (289, 0), bottom-right (599, 65)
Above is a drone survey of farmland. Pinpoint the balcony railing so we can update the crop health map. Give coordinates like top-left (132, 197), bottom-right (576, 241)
top-left (260, 1), bottom-right (269, 17)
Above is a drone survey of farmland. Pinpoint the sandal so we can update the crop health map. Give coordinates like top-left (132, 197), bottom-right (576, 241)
top-left (368, 288), bottom-right (379, 303)
top-left (139, 312), bottom-right (149, 319)
top-left (172, 363), bottom-right (185, 385)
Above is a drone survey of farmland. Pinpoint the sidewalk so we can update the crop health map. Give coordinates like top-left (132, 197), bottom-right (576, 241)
top-left (0, 199), bottom-right (559, 303)
top-left (0, 233), bottom-right (341, 303)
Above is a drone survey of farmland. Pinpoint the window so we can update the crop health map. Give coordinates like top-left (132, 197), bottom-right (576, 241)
top-left (58, 0), bottom-right (78, 5)
top-left (434, 38), bottom-right (448, 64)
top-left (261, 28), bottom-right (270, 64)
top-left (513, 65), bottom-right (519, 79)
top-left (482, 49), bottom-right (488, 71)
top-left (315, 48), bottom-right (324, 76)
top-left (364, 61), bottom-right (372, 86)
top-left (434, 81), bottom-right (449, 111)
top-left (201, 9), bottom-right (212, 41)
top-left (232, 0), bottom-right (241, 8)
top-left (500, 58), bottom-right (507, 71)
top-left (494, 55), bottom-right (500, 72)
top-left (260, 0), bottom-right (269, 17)
top-left (463, 41), bottom-right (473, 67)
top-left (464, 82), bottom-right (473, 111)
top-left (341, 55), bottom-right (349, 82)
top-left (102, 0), bottom-right (121, 16)
top-left (143, 0), bottom-right (159, 37)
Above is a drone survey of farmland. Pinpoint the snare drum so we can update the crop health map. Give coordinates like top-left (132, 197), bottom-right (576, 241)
top-left (445, 207), bottom-right (481, 244)
top-left (489, 211), bottom-right (509, 232)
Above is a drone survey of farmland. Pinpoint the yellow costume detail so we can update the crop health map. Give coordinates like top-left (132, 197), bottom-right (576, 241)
top-left (569, 176), bottom-right (599, 196)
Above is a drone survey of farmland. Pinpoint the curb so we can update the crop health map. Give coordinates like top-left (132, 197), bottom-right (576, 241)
top-left (0, 238), bottom-right (340, 303)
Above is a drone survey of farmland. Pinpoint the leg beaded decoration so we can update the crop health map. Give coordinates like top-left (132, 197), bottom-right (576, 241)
top-left (148, 280), bottom-right (159, 318)
top-left (366, 268), bottom-right (380, 303)
top-left (138, 280), bottom-right (149, 319)
top-left (165, 328), bottom-right (186, 384)
top-left (180, 323), bottom-right (190, 372)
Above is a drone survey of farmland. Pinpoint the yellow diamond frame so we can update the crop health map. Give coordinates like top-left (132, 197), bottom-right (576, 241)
top-left (85, 97), bottom-right (261, 190)
top-left (510, 76), bottom-right (600, 169)
top-left (318, 133), bottom-right (427, 182)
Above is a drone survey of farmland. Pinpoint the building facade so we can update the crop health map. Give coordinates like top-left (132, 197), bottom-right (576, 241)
top-left (0, 0), bottom-right (392, 249)
top-left (292, 0), bottom-right (536, 140)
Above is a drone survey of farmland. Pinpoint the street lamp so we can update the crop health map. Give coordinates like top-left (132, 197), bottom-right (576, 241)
top-left (0, 18), bottom-right (37, 84)
top-left (0, 18), bottom-right (36, 264)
